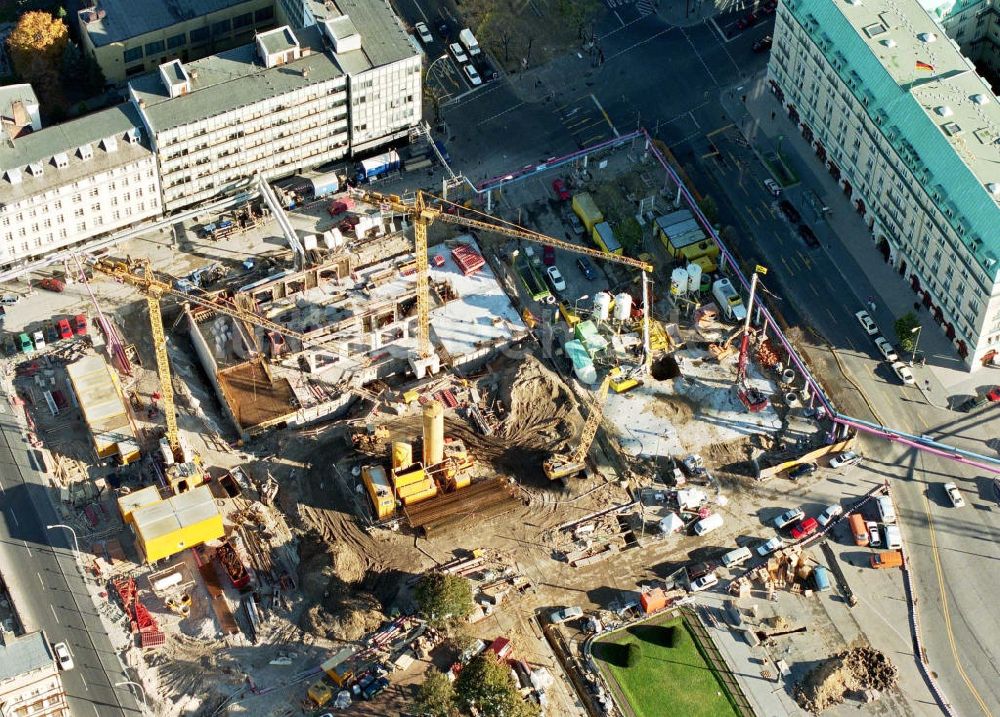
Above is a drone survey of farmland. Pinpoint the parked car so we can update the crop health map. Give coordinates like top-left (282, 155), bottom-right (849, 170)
top-left (866, 520), bottom-right (881, 547)
top-left (43, 320), bottom-right (58, 344)
top-left (449, 43), bottom-right (468, 63)
top-left (817, 504), bottom-right (843, 527)
top-left (763, 178), bottom-right (781, 196)
top-left (855, 310), bottom-right (878, 335)
top-left (891, 361), bottom-right (915, 385)
top-left (543, 245), bottom-right (556, 266)
top-left (773, 508), bottom-right (804, 530)
top-left (57, 319), bottom-right (73, 340)
top-left (546, 266), bottom-right (566, 292)
top-left (18, 332), bottom-right (33, 353)
top-left (53, 642), bottom-right (73, 671)
top-left (0, 293), bottom-right (19, 305)
top-left (39, 277), bottom-right (65, 293)
top-left (463, 64), bottom-right (482, 86)
top-left (567, 212), bottom-right (585, 236)
top-left (752, 35), bottom-right (773, 52)
top-left (778, 200), bottom-right (801, 223)
top-left (943, 482), bottom-right (965, 508)
top-left (549, 606), bottom-right (583, 624)
top-left (797, 224), bottom-right (820, 248)
top-left (363, 676), bottom-right (390, 700)
top-left (830, 450), bottom-right (861, 468)
top-left (690, 572), bottom-right (719, 592)
top-left (414, 21), bottom-right (433, 44)
top-left (551, 178), bottom-right (571, 201)
top-left (790, 517), bottom-right (819, 540)
top-left (32, 330), bottom-right (45, 351)
top-left (787, 462), bottom-right (816, 480)
top-left (874, 336), bottom-right (898, 362)
top-left (73, 314), bottom-right (88, 336)
top-left (2, 334), bottom-right (16, 356)
top-left (757, 536), bottom-right (783, 556)
top-left (576, 257), bottom-right (598, 280)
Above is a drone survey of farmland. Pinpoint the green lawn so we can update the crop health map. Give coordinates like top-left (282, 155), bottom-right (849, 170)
top-left (592, 618), bottom-right (738, 717)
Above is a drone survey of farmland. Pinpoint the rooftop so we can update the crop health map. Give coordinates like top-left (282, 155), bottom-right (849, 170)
top-left (786, 0), bottom-right (1000, 271)
top-left (79, 0), bottom-right (260, 48)
top-left (0, 632), bottom-right (54, 684)
top-left (0, 104), bottom-right (149, 203)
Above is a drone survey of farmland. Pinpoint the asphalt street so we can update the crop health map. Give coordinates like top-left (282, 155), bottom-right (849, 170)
top-left (0, 392), bottom-right (138, 716)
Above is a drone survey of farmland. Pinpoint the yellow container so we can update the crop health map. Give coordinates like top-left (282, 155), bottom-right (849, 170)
top-left (392, 463), bottom-right (426, 490)
top-left (403, 389), bottom-right (420, 404)
top-left (451, 474), bottom-right (471, 490)
top-left (402, 485), bottom-right (438, 506)
top-left (397, 477), bottom-right (435, 499)
top-left (391, 442), bottom-right (413, 471)
top-left (572, 193), bottom-right (604, 233)
top-left (362, 465), bottom-right (395, 520)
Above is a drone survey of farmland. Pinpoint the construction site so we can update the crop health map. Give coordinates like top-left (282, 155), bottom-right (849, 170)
top-left (0, 135), bottom-right (919, 717)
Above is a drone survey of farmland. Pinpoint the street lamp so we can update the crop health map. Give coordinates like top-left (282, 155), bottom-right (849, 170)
top-left (909, 325), bottom-right (923, 367)
top-left (574, 294), bottom-right (590, 312)
top-left (425, 53), bottom-right (450, 83)
top-left (45, 524), bottom-right (80, 563)
top-left (115, 681), bottom-right (148, 710)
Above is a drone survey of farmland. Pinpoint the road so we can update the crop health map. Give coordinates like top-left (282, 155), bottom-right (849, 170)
top-left (0, 391), bottom-right (139, 716)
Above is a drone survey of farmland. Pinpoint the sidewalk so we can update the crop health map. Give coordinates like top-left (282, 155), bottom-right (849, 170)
top-left (721, 70), bottom-right (993, 402)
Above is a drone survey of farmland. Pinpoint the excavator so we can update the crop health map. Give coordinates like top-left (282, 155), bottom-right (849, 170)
top-left (543, 372), bottom-right (613, 480)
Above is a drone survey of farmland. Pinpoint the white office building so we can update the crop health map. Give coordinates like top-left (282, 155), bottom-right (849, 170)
top-left (769, 0), bottom-right (1000, 368)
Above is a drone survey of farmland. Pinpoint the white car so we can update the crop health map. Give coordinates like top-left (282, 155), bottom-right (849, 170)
top-left (414, 22), bottom-right (433, 44)
top-left (546, 265), bottom-right (566, 292)
top-left (463, 64), bottom-right (482, 86)
top-left (690, 572), bottom-right (719, 592)
top-left (891, 361), bottom-right (915, 385)
top-left (53, 642), bottom-right (73, 671)
top-left (757, 536), bottom-right (783, 556)
top-left (817, 504), bottom-right (843, 527)
top-left (32, 330), bottom-right (45, 351)
top-left (449, 42), bottom-right (468, 63)
top-left (829, 451), bottom-right (861, 468)
top-left (855, 310), bottom-right (879, 335)
top-left (773, 508), bottom-right (804, 529)
top-left (874, 336), bottom-right (898, 362)
top-left (763, 178), bottom-right (781, 196)
top-left (866, 520), bottom-right (881, 547)
top-left (943, 482), bottom-right (965, 508)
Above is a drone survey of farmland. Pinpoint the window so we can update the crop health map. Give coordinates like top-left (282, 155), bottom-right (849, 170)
top-left (190, 26), bottom-right (209, 43)
top-left (255, 6), bottom-right (274, 21)
top-left (213, 19), bottom-right (231, 36)
top-left (123, 46), bottom-right (143, 63)
top-left (167, 32), bottom-right (186, 49)
top-left (233, 12), bottom-right (253, 28)
top-left (144, 40), bottom-right (165, 55)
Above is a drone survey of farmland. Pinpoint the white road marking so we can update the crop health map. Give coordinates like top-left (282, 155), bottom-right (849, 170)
top-left (614, 9), bottom-right (625, 25)
top-left (37, 572), bottom-right (43, 586)
top-left (92, 705), bottom-right (99, 716)
top-left (6, 509), bottom-right (17, 527)
top-left (50, 604), bottom-right (60, 623)
top-left (23, 540), bottom-right (31, 555)
top-left (680, 27), bottom-right (720, 87)
top-left (408, 0), bottom-right (430, 24)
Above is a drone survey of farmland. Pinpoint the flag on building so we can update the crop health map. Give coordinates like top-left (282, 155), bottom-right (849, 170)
top-left (915, 60), bottom-right (934, 72)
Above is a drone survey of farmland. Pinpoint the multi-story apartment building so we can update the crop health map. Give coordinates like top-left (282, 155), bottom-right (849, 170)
top-left (0, 103), bottom-right (160, 266)
top-left (769, 0), bottom-right (1000, 368)
top-left (0, 632), bottom-right (69, 717)
top-left (77, 0), bottom-right (278, 83)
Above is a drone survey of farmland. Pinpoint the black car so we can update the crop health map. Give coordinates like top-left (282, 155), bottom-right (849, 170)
top-left (787, 462), bottom-right (817, 480)
top-left (42, 319), bottom-right (59, 345)
top-left (752, 35), bottom-right (773, 52)
top-left (1, 334), bottom-right (16, 357)
top-left (576, 257), bottom-right (598, 280)
top-left (798, 224), bottom-right (820, 248)
top-left (779, 200), bottom-right (801, 224)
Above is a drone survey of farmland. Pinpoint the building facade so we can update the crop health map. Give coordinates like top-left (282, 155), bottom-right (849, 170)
top-left (0, 104), bottom-right (160, 267)
top-left (77, 0), bottom-right (278, 83)
top-left (0, 632), bottom-right (69, 717)
top-left (768, 0), bottom-right (1000, 368)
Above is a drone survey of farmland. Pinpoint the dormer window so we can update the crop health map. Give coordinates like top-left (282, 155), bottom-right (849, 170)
top-left (101, 136), bottom-right (118, 152)
top-left (79, 143), bottom-right (93, 160)
top-left (53, 152), bottom-right (69, 168)
top-left (27, 162), bottom-right (43, 177)
top-left (125, 128), bottom-right (140, 144)
top-left (5, 168), bottom-right (22, 184)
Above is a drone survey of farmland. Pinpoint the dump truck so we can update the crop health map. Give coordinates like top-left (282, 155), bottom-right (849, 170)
top-left (516, 257), bottom-right (554, 304)
top-left (572, 193), bottom-right (604, 234)
top-left (356, 150), bottom-right (401, 183)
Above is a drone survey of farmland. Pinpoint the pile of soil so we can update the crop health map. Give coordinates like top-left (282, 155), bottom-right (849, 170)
top-left (795, 646), bottom-right (898, 713)
top-left (497, 354), bottom-right (579, 448)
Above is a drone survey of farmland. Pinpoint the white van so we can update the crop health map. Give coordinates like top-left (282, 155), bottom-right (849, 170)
top-left (876, 495), bottom-right (896, 523)
top-left (694, 513), bottom-right (724, 536)
top-left (721, 547), bottom-right (752, 568)
top-left (883, 524), bottom-right (902, 549)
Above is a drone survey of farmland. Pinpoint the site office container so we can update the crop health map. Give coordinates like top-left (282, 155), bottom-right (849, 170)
top-left (848, 513), bottom-right (868, 546)
top-left (592, 221), bottom-right (623, 255)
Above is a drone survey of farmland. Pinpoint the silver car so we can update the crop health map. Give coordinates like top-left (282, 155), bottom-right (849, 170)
top-left (874, 336), bottom-right (898, 362)
top-left (855, 310), bottom-right (878, 335)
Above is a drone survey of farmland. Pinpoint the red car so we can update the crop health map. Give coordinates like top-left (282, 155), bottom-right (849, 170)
top-left (38, 277), bottom-right (65, 293)
top-left (74, 314), bottom-right (87, 336)
top-left (57, 319), bottom-right (73, 340)
top-left (790, 517), bottom-right (819, 541)
top-left (543, 245), bottom-right (556, 266)
top-left (551, 178), bottom-right (571, 201)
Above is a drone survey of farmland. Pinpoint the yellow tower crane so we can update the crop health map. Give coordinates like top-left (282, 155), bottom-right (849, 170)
top-left (543, 372), bottom-right (613, 480)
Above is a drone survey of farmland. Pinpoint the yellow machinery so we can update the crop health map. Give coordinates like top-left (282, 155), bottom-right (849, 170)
top-left (608, 366), bottom-right (641, 394)
top-left (543, 373), bottom-right (613, 480)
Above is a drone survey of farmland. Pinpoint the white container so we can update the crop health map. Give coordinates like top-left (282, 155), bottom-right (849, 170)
top-left (593, 292), bottom-right (612, 322)
top-left (670, 267), bottom-right (688, 296)
top-left (152, 572), bottom-right (183, 592)
top-left (613, 292), bottom-right (633, 321)
top-left (686, 262), bottom-right (702, 293)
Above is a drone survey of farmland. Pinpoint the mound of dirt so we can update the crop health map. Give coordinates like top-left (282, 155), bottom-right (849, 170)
top-left (300, 592), bottom-right (384, 642)
top-left (795, 646), bottom-right (898, 713)
top-left (497, 355), bottom-right (579, 447)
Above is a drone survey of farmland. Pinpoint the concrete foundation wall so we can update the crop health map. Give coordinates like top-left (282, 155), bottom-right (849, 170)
top-left (185, 309), bottom-right (246, 440)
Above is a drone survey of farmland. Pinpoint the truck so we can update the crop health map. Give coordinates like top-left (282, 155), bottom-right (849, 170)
top-left (712, 277), bottom-right (747, 321)
top-left (592, 221), bottom-right (622, 255)
top-left (355, 150), bottom-right (401, 183)
top-left (572, 193), bottom-right (604, 234)
top-left (516, 257), bottom-right (554, 304)
top-left (405, 156), bottom-right (433, 172)
top-left (459, 28), bottom-right (481, 56)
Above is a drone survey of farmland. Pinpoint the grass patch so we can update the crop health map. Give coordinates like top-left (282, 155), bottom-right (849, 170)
top-left (763, 153), bottom-right (798, 186)
top-left (592, 618), bottom-right (738, 717)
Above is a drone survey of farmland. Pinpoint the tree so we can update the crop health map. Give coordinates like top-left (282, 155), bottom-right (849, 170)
top-left (894, 312), bottom-right (921, 352)
top-left (414, 572), bottom-right (473, 627)
top-left (625, 642), bottom-right (642, 667)
top-left (413, 671), bottom-right (456, 717)
top-left (455, 652), bottom-right (540, 717)
top-left (7, 11), bottom-right (69, 111)
top-left (618, 217), bottom-right (644, 254)
top-left (698, 195), bottom-right (719, 225)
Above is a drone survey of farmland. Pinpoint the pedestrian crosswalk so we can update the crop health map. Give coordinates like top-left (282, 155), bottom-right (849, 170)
top-left (636, 0), bottom-right (657, 16)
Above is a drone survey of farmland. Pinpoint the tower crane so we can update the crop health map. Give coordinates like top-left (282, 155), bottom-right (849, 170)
top-left (349, 189), bottom-right (656, 372)
top-left (543, 372), bottom-right (613, 480)
top-left (736, 265), bottom-right (769, 413)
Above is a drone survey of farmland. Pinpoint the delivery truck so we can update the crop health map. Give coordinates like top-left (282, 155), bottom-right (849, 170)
top-left (572, 193), bottom-right (604, 234)
top-left (516, 257), bottom-right (554, 304)
top-left (712, 277), bottom-right (747, 321)
top-left (355, 150), bottom-right (401, 183)
top-left (459, 28), bottom-right (481, 56)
